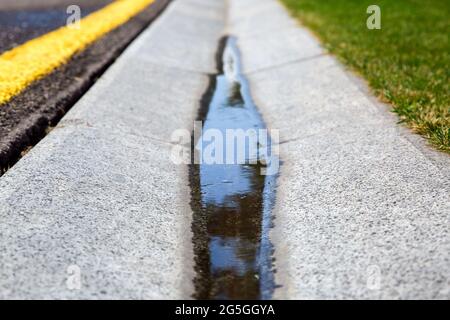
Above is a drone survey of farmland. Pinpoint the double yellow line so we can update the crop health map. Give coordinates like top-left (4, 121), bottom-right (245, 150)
top-left (0, 0), bottom-right (155, 105)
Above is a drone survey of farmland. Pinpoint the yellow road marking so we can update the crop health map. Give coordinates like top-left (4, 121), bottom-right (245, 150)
top-left (0, 0), bottom-right (155, 105)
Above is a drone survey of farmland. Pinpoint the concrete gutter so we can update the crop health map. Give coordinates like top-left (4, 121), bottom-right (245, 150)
top-left (1, 0), bottom-right (449, 300)
top-left (229, 0), bottom-right (450, 299)
top-left (0, 0), bottom-right (225, 299)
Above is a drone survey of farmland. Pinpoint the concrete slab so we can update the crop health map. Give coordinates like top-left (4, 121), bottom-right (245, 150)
top-left (128, 0), bottom-right (226, 74)
top-left (229, 0), bottom-right (450, 299)
top-left (228, 0), bottom-right (297, 37)
top-left (0, 0), bottom-right (225, 299)
top-left (65, 60), bottom-right (207, 142)
top-left (0, 126), bottom-right (187, 299)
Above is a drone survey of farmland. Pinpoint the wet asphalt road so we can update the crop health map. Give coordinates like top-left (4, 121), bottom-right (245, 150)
top-left (0, 0), bottom-right (112, 54)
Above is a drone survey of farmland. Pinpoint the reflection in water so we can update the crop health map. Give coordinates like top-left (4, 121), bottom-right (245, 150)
top-left (190, 37), bottom-right (277, 299)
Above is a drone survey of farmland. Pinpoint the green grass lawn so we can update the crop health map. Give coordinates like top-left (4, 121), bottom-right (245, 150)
top-left (280, 0), bottom-right (449, 152)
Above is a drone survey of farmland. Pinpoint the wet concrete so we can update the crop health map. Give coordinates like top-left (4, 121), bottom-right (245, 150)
top-left (190, 37), bottom-right (278, 300)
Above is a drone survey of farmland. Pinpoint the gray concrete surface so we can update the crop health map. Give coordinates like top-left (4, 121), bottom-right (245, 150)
top-left (229, 0), bottom-right (450, 299)
top-left (0, 0), bottom-right (225, 299)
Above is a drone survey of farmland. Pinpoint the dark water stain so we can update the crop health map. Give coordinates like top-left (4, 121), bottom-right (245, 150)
top-left (190, 37), bottom-right (278, 300)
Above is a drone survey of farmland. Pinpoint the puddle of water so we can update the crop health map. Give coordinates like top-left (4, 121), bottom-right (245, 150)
top-left (190, 37), bottom-right (278, 300)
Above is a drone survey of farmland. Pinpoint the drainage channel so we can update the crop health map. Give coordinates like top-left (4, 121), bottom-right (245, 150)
top-left (190, 36), bottom-right (279, 300)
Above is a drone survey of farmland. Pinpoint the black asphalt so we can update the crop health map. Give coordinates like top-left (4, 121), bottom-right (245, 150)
top-left (0, 0), bottom-right (113, 54)
top-left (0, 0), bottom-right (171, 173)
